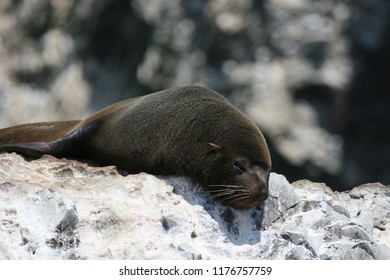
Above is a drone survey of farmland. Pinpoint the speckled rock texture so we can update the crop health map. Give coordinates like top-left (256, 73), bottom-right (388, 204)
top-left (1, 153), bottom-right (389, 259)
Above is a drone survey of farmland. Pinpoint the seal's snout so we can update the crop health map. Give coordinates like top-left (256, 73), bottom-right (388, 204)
top-left (240, 167), bottom-right (270, 207)
top-left (254, 182), bottom-right (269, 201)
top-left (249, 166), bottom-right (270, 200)
top-left (262, 187), bottom-right (269, 200)
top-left (215, 166), bottom-right (270, 209)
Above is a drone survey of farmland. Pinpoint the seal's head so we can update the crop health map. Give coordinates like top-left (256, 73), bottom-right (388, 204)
top-left (202, 141), bottom-right (271, 209)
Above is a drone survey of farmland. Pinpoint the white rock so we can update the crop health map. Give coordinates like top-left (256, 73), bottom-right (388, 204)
top-left (0, 153), bottom-right (389, 259)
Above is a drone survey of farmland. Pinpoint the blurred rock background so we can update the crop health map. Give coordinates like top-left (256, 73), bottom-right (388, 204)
top-left (0, 0), bottom-right (389, 190)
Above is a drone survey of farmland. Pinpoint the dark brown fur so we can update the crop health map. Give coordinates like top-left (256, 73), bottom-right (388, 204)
top-left (0, 86), bottom-right (271, 208)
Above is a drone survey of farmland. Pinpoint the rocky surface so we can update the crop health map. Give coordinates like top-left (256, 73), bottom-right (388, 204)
top-left (0, 0), bottom-right (389, 190)
top-left (1, 152), bottom-right (389, 260)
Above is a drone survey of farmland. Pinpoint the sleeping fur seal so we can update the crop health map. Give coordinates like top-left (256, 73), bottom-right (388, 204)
top-left (0, 86), bottom-right (271, 208)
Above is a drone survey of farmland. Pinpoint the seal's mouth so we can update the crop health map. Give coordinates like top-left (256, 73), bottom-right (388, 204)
top-left (206, 184), bottom-right (268, 209)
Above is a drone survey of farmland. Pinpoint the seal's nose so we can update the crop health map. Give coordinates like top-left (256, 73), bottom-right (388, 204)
top-left (253, 183), bottom-right (268, 201)
top-left (261, 187), bottom-right (269, 200)
top-left (253, 167), bottom-right (270, 201)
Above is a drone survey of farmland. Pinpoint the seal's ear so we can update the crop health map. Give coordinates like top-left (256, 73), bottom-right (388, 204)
top-left (207, 143), bottom-right (223, 153)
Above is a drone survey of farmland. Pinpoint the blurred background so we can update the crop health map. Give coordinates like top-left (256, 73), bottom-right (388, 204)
top-left (0, 0), bottom-right (389, 190)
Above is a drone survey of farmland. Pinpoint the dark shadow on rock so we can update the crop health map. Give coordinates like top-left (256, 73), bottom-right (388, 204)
top-left (162, 176), bottom-right (264, 246)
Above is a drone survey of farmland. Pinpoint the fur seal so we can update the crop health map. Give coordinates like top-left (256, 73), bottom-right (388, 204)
top-left (0, 86), bottom-right (271, 208)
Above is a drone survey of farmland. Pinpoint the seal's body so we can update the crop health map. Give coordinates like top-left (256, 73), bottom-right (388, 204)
top-left (0, 86), bottom-right (271, 208)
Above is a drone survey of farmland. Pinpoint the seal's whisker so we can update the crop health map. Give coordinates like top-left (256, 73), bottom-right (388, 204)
top-left (201, 189), bottom-right (236, 194)
top-left (224, 189), bottom-right (250, 195)
top-left (226, 195), bottom-right (252, 205)
top-left (208, 184), bottom-right (241, 189)
top-left (212, 191), bottom-right (237, 198)
top-left (197, 184), bottom-right (256, 206)
top-left (196, 190), bottom-right (237, 200)
top-left (202, 187), bottom-right (251, 199)
top-left (198, 188), bottom-right (254, 206)
top-left (218, 192), bottom-right (250, 202)
top-left (218, 194), bottom-right (249, 204)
